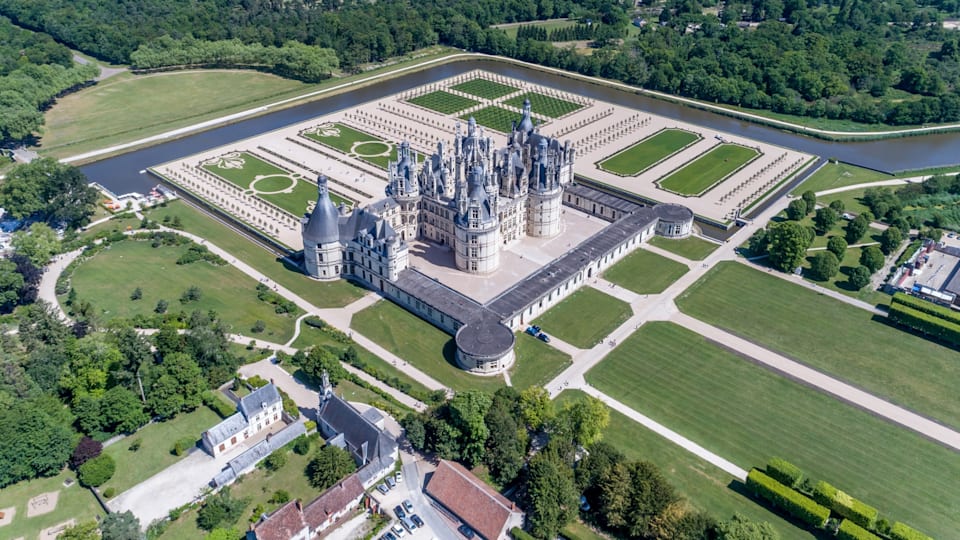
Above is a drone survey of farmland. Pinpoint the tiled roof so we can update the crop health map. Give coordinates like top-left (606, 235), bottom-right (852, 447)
top-left (425, 460), bottom-right (522, 540)
top-left (239, 383), bottom-right (282, 420)
top-left (302, 473), bottom-right (364, 528)
top-left (251, 500), bottom-right (307, 540)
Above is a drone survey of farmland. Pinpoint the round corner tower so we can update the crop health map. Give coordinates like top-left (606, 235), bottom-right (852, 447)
top-left (526, 138), bottom-right (563, 238)
top-left (301, 175), bottom-right (343, 280)
top-left (386, 140), bottom-right (421, 242)
top-left (455, 165), bottom-right (500, 274)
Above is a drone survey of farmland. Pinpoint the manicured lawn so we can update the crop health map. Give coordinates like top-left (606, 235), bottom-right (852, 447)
top-left (351, 300), bottom-right (504, 393)
top-left (291, 319), bottom-right (434, 399)
top-left (460, 105), bottom-right (526, 133)
top-left (145, 201), bottom-right (366, 308)
top-left (562, 520), bottom-right (611, 540)
top-left (800, 246), bottom-right (890, 307)
top-left (510, 335), bottom-right (572, 390)
top-left (658, 144), bottom-right (759, 196)
top-left (532, 288), bottom-right (631, 348)
top-left (602, 248), bottom-right (689, 294)
top-left (503, 91), bottom-right (583, 118)
top-left (81, 213), bottom-right (141, 238)
top-left (598, 129), bottom-right (700, 176)
top-left (333, 378), bottom-right (385, 405)
top-left (201, 151), bottom-right (289, 188)
top-left (555, 390), bottom-right (812, 540)
top-left (450, 78), bottom-right (518, 99)
top-left (102, 407), bottom-right (222, 495)
top-left (68, 239), bottom-right (301, 341)
top-left (39, 71), bottom-right (308, 158)
top-left (407, 90), bottom-right (479, 114)
top-left (648, 235), bottom-right (719, 261)
top-left (792, 162), bottom-right (894, 194)
top-left (0, 469), bottom-right (102, 540)
top-left (302, 122), bottom-right (385, 153)
top-left (676, 261), bottom-right (960, 429)
top-left (586, 321), bottom-right (959, 538)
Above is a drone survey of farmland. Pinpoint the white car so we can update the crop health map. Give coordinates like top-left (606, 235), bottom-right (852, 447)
top-left (391, 524), bottom-right (406, 538)
top-left (395, 470), bottom-right (403, 483)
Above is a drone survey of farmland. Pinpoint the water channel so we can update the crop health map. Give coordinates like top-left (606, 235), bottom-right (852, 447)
top-left (80, 58), bottom-right (960, 195)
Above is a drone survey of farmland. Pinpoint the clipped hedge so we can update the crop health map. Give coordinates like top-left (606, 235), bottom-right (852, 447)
top-left (766, 457), bottom-right (804, 488)
top-left (888, 301), bottom-right (960, 347)
top-left (746, 469), bottom-right (830, 529)
top-left (812, 481), bottom-right (879, 529)
top-left (511, 528), bottom-right (536, 540)
top-left (202, 391), bottom-right (236, 418)
top-left (837, 520), bottom-right (882, 540)
top-left (78, 454), bottom-right (116, 487)
top-left (890, 522), bottom-right (934, 540)
top-left (892, 292), bottom-right (960, 325)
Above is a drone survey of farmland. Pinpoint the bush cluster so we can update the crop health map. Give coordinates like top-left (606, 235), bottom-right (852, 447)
top-left (176, 244), bottom-right (226, 266)
top-left (746, 469), bottom-right (830, 528)
top-left (837, 519), bottom-right (882, 540)
top-left (891, 522), bottom-right (934, 540)
top-left (78, 454), bottom-right (116, 487)
top-left (256, 283), bottom-right (296, 314)
top-left (202, 391), bottom-right (237, 418)
top-left (888, 297), bottom-right (960, 347)
top-left (813, 481), bottom-right (879, 529)
top-left (766, 457), bottom-right (803, 488)
top-left (172, 436), bottom-right (196, 456)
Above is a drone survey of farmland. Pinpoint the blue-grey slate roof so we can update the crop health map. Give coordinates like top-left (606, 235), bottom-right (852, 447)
top-left (205, 412), bottom-right (248, 447)
top-left (239, 384), bottom-right (282, 420)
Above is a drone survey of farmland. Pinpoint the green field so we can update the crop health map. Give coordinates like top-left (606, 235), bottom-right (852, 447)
top-left (511, 334), bottom-right (572, 390)
top-left (201, 151), bottom-right (289, 188)
top-left (351, 301), bottom-right (504, 393)
top-left (145, 202), bottom-right (364, 308)
top-left (503, 91), bottom-right (583, 118)
top-left (532, 288), bottom-right (631, 348)
top-left (0, 469), bottom-right (103, 540)
top-left (658, 144), bottom-right (759, 196)
top-left (602, 248), bottom-right (689, 294)
top-left (302, 122), bottom-right (406, 169)
top-left (450, 78), bottom-right (518, 99)
top-left (792, 162), bottom-right (894, 194)
top-left (586, 322), bottom-right (958, 538)
top-left (676, 262), bottom-right (960, 428)
top-left (101, 407), bottom-right (221, 495)
top-left (555, 390), bottom-right (812, 540)
top-left (598, 129), bottom-right (701, 176)
top-left (461, 105), bottom-right (528, 133)
top-left (68, 240), bottom-right (301, 341)
top-left (648, 235), bottom-right (719, 261)
top-left (407, 90), bottom-right (479, 114)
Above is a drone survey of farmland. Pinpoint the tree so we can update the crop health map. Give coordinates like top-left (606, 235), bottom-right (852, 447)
top-left (180, 285), bottom-right (202, 303)
top-left (518, 386), bottom-right (553, 430)
top-left (144, 352), bottom-right (204, 419)
top-left (11, 222), bottom-right (60, 266)
top-left (747, 229), bottom-right (768, 256)
top-left (78, 453), bottom-right (116, 487)
top-left (0, 258), bottom-right (25, 313)
top-left (154, 299), bottom-right (169, 314)
top-left (826, 236), bottom-right (847, 261)
top-left (526, 446), bottom-right (578, 539)
top-left (577, 441), bottom-right (625, 504)
top-left (801, 191), bottom-right (817, 214)
top-left (598, 461), bottom-right (680, 538)
top-left (0, 398), bottom-right (74, 487)
top-left (130, 287), bottom-right (142, 301)
top-left (879, 226), bottom-right (904, 255)
top-left (448, 390), bottom-right (492, 467)
top-left (648, 501), bottom-right (716, 540)
top-left (306, 444), bottom-right (357, 490)
top-left (0, 159), bottom-right (97, 227)
top-left (716, 513), bottom-right (781, 540)
top-left (401, 413), bottom-right (426, 449)
top-left (100, 510), bottom-right (143, 540)
top-left (813, 207), bottom-right (838, 234)
top-left (785, 199), bottom-right (807, 221)
top-left (100, 386), bottom-right (148, 434)
top-left (484, 395), bottom-right (527, 485)
top-left (558, 395), bottom-right (609, 447)
top-left (58, 521), bottom-right (101, 540)
top-left (828, 200), bottom-right (845, 213)
top-left (848, 265), bottom-right (872, 290)
top-left (197, 487), bottom-right (247, 531)
top-left (70, 436), bottom-right (103, 469)
top-left (845, 214), bottom-right (870, 244)
top-left (859, 246), bottom-right (884, 273)
top-left (263, 451), bottom-right (287, 472)
top-left (808, 251), bottom-right (839, 281)
top-left (767, 221), bottom-right (812, 272)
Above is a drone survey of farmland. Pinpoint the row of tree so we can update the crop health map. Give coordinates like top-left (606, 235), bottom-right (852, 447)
top-left (0, 158), bottom-right (99, 228)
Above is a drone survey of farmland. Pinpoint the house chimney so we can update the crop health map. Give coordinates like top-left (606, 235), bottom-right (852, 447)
top-left (296, 499), bottom-right (303, 511)
top-left (360, 441), bottom-right (368, 464)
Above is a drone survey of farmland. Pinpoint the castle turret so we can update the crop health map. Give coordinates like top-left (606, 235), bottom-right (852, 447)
top-left (455, 165), bottom-right (500, 274)
top-left (301, 175), bottom-right (343, 280)
top-left (527, 138), bottom-right (563, 238)
top-left (386, 141), bottom-right (420, 241)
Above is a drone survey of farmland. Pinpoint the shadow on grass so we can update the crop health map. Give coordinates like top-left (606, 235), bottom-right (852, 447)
top-left (442, 339), bottom-right (459, 370)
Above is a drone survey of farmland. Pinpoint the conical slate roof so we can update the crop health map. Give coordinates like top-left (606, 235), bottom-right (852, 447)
top-left (303, 175), bottom-right (341, 245)
top-left (518, 99), bottom-right (535, 133)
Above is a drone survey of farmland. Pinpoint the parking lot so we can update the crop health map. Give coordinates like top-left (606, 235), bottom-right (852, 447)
top-left (368, 455), bottom-right (463, 540)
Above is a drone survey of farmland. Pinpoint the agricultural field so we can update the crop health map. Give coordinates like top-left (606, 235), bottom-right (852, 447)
top-left (676, 262), bottom-right (960, 429)
top-left (586, 321), bottom-right (959, 538)
top-left (648, 235), bottom-right (719, 261)
top-left (450, 78), bottom-right (518, 99)
top-left (602, 248), bottom-right (689, 294)
top-left (532, 288), bottom-right (631, 348)
top-left (461, 105), bottom-right (529, 133)
top-left (658, 144), bottom-right (759, 196)
top-left (407, 90), bottom-right (479, 114)
top-left (598, 129), bottom-right (701, 176)
top-left (503, 91), bottom-right (583, 118)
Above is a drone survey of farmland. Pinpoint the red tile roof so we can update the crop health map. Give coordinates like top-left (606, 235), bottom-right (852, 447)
top-left (425, 460), bottom-right (522, 540)
top-left (252, 500), bottom-right (307, 540)
top-left (302, 473), bottom-right (365, 529)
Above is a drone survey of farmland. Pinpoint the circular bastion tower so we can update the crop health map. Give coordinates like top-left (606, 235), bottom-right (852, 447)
top-left (654, 203), bottom-right (695, 239)
top-left (455, 165), bottom-right (500, 274)
top-left (526, 138), bottom-right (564, 238)
top-left (301, 175), bottom-right (343, 280)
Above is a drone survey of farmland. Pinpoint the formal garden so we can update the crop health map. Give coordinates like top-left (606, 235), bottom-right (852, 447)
top-left (407, 90), bottom-right (479, 114)
top-left (598, 128), bottom-right (701, 177)
top-left (460, 105), bottom-right (534, 133)
top-left (503, 91), bottom-right (583, 118)
top-left (584, 321), bottom-right (957, 539)
top-left (531, 288), bottom-right (632, 348)
top-left (602, 248), bottom-right (689, 294)
top-left (449, 77), bottom-right (518, 99)
top-left (658, 144), bottom-right (760, 196)
top-left (301, 122), bottom-right (406, 169)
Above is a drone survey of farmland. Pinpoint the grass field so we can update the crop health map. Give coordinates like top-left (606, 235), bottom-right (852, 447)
top-left (461, 105), bottom-right (527, 133)
top-left (648, 235), bottom-right (719, 261)
top-left (598, 129), bottom-right (701, 176)
top-left (503, 91), bottom-right (583, 118)
top-left (676, 261), bottom-right (960, 428)
top-left (145, 201), bottom-right (365, 308)
top-left (201, 151), bottom-right (289, 188)
top-left (39, 71), bottom-right (309, 158)
top-left (792, 162), bottom-right (894, 194)
top-left (101, 407), bottom-right (221, 495)
top-left (351, 301), bottom-right (505, 393)
top-left (0, 469), bottom-right (103, 540)
top-left (532, 288), bottom-right (631, 348)
top-left (602, 248), bottom-right (689, 294)
top-left (407, 90), bottom-right (479, 114)
top-left (511, 334), bottom-right (572, 390)
top-left (68, 240), bottom-right (300, 341)
top-left (658, 144), bottom-right (759, 196)
top-left (450, 78), bottom-right (518, 99)
top-left (303, 122), bottom-right (383, 153)
top-left (586, 321), bottom-right (958, 538)
top-left (555, 390), bottom-right (812, 540)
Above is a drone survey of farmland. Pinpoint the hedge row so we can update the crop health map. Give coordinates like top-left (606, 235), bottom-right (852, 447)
top-left (746, 469), bottom-right (830, 529)
top-left (837, 519), bottom-right (882, 540)
top-left (511, 527), bottom-right (536, 540)
top-left (888, 301), bottom-right (960, 347)
top-left (891, 292), bottom-right (960, 325)
top-left (891, 522), bottom-right (934, 540)
top-left (201, 390), bottom-right (236, 418)
top-left (766, 457), bottom-right (803, 488)
top-left (813, 481), bottom-right (879, 529)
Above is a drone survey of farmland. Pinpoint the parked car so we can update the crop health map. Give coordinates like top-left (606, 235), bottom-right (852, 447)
top-left (395, 470), bottom-right (403, 483)
top-left (458, 524), bottom-right (476, 539)
top-left (402, 499), bottom-right (414, 513)
top-left (386, 475), bottom-right (397, 489)
top-left (401, 516), bottom-right (417, 532)
top-left (536, 332), bottom-right (551, 343)
top-left (411, 514), bottom-right (424, 528)
top-left (394, 505), bottom-right (406, 519)
top-left (376, 483), bottom-right (389, 495)
top-left (382, 533), bottom-right (396, 540)
top-left (525, 325), bottom-right (541, 336)
top-left (391, 524), bottom-right (406, 538)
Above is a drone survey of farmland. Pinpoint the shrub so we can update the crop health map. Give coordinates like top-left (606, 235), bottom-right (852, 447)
top-left (180, 285), bottom-right (202, 303)
top-left (172, 436), bottom-right (196, 456)
top-left (746, 469), bottom-right (830, 529)
top-left (293, 435), bottom-right (312, 455)
top-left (837, 520), bottom-right (881, 540)
top-left (78, 454), bottom-right (116, 487)
top-left (511, 527), bottom-right (537, 540)
top-left (103, 487), bottom-right (116, 498)
top-left (888, 301), bottom-right (960, 347)
top-left (269, 490), bottom-right (290, 504)
top-left (251, 320), bottom-right (266, 333)
top-left (811, 481), bottom-right (878, 529)
top-left (304, 316), bottom-right (326, 329)
top-left (128, 438), bottom-right (142, 452)
top-left (890, 522), bottom-right (934, 540)
top-left (202, 391), bottom-right (237, 418)
top-left (303, 420), bottom-right (317, 433)
top-left (71, 436), bottom-right (103, 469)
top-left (766, 457), bottom-right (803, 488)
top-left (246, 375), bottom-right (269, 388)
top-left (263, 451), bottom-right (287, 472)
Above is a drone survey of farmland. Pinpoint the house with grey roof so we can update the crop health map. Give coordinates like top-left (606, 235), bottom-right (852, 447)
top-left (202, 383), bottom-right (284, 457)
